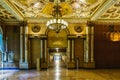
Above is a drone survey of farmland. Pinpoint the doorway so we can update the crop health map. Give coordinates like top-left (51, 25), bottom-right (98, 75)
top-left (49, 48), bottom-right (67, 69)
top-left (29, 38), bottom-right (41, 68)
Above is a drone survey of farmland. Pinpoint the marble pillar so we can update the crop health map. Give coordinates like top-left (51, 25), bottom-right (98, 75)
top-left (19, 26), bottom-right (29, 69)
top-left (41, 39), bottom-right (48, 69)
top-left (83, 23), bottom-right (95, 68)
top-left (91, 26), bottom-right (94, 62)
top-left (20, 26), bottom-right (24, 63)
top-left (67, 40), bottom-right (70, 62)
top-left (71, 39), bottom-right (74, 62)
top-left (40, 39), bottom-right (43, 60)
top-left (67, 39), bottom-right (75, 69)
top-left (24, 26), bottom-right (28, 63)
top-left (44, 40), bottom-right (47, 62)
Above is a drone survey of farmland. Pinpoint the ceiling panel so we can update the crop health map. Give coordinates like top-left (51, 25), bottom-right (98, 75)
top-left (10, 0), bottom-right (104, 18)
top-left (99, 0), bottom-right (120, 19)
top-left (0, 5), bottom-right (17, 21)
top-left (0, 0), bottom-right (120, 23)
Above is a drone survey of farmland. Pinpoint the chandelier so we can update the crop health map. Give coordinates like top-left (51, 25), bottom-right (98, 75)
top-left (46, 0), bottom-right (68, 33)
top-left (106, 25), bottom-right (120, 42)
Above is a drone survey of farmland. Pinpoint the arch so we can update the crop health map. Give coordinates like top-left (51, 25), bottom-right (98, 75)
top-left (45, 27), bottom-right (70, 35)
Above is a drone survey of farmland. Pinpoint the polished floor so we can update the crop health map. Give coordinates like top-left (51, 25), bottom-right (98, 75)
top-left (0, 61), bottom-right (120, 80)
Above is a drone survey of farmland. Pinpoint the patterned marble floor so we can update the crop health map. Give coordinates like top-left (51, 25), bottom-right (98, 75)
top-left (0, 61), bottom-right (120, 80)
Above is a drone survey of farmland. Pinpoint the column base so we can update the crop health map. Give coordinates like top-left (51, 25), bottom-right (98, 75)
top-left (0, 62), bottom-right (19, 69)
top-left (0, 62), bottom-right (4, 68)
top-left (41, 62), bottom-right (48, 69)
top-left (83, 62), bottom-right (95, 68)
top-left (19, 62), bottom-right (29, 69)
top-left (67, 62), bottom-right (75, 69)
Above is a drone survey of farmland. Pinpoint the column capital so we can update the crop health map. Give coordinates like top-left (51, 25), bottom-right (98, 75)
top-left (19, 21), bottom-right (27, 27)
top-left (87, 21), bottom-right (94, 27)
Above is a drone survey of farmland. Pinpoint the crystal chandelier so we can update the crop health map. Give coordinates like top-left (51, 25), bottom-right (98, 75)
top-left (46, 0), bottom-right (68, 33)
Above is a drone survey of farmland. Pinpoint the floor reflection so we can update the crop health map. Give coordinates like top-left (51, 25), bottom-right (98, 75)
top-left (1, 60), bottom-right (120, 80)
top-left (0, 70), bottom-right (19, 80)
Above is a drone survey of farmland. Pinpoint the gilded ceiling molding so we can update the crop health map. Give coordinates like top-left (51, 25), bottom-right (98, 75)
top-left (91, 0), bottom-right (117, 21)
top-left (91, 19), bottom-right (120, 25)
top-left (0, 0), bottom-right (24, 21)
top-left (26, 18), bottom-right (88, 24)
top-left (3, 20), bottom-right (26, 26)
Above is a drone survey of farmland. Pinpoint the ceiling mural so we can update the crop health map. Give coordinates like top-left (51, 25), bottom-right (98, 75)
top-left (10, 0), bottom-right (103, 18)
top-left (0, 0), bottom-right (120, 22)
top-left (12, 0), bottom-right (46, 17)
top-left (69, 0), bottom-right (103, 18)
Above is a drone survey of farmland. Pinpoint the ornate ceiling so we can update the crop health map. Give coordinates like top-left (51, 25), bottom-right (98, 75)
top-left (0, 0), bottom-right (120, 24)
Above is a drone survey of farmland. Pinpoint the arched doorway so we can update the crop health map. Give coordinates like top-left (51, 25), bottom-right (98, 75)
top-left (47, 29), bottom-right (68, 68)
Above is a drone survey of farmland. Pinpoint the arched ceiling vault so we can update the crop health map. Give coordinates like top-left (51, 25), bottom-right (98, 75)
top-left (0, 0), bottom-right (120, 24)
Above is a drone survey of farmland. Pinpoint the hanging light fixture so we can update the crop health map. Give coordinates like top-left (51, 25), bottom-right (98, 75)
top-left (46, 0), bottom-right (68, 33)
top-left (106, 25), bottom-right (120, 42)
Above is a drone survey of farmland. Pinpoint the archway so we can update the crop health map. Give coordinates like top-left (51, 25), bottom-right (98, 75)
top-left (47, 29), bottom-right (68, 68)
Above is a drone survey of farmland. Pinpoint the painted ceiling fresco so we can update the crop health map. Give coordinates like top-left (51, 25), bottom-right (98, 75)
top-left (0, 0), bottom-right (120, 22)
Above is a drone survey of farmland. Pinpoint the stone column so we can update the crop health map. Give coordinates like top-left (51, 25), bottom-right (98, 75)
top-left (87, 26), bottom-right (91, 62)
top-left (40, 39), bottom-right (43, 60)
top-left (67, 40), bottom-right (70, 62)
top-left (40, 39), bottom-right (48, 69)
top-left (84, 39), bottom-right (88, 62)
top-left (71, 39), bottom-right (74, 62)
top-left (19, 24), bottom-right (29, 69)
top-left (44, 40), bottom-right (47, 62)
top-left (91, 26), bottom-right (94, 62)
top-left (24, 26), bottom-right (28, 63)
top-left (83, 21), bottom-right (95, 68)
top-left (20, 26), bottom-right (24, 63)
top-left (67, 39), bottom-right (75, 69)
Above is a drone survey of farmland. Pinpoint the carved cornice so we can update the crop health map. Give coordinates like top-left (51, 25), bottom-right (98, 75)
top-left (28, 34), bottom-right (47, 39)
top-left (91, 19), bottom-right (120, 26)
top-left (26, 17), bottom-right (89, 24)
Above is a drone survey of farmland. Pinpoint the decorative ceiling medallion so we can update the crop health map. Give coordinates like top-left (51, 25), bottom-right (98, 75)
top-left (74, 26), bottom-right (83, 33)
top-left (32, 25), bottom-right (40, 33)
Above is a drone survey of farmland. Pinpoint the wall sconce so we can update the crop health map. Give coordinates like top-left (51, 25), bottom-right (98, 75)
top-left (106, 25), bottom-right (120, 42)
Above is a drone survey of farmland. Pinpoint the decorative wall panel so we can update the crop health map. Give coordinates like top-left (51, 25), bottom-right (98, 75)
top-left (47, 30), bottom-right (67, 48)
